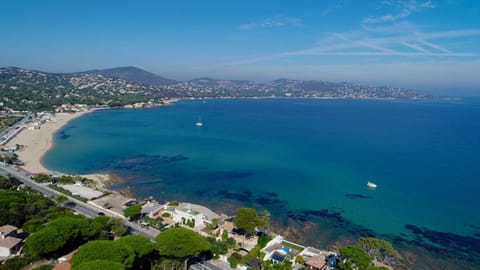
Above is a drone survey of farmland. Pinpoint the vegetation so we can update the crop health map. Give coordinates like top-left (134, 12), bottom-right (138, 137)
top-left (228, 252), bottom-right (243, 268)
top-left (0, 175), bottom-right (20, 190)
top-left (32, 174), bottom-right (95, 186)
top-left (0, 67), bottom-right (164, 112)
top-left (281, 241), bottom-right (304, 252)
top-left (116, 235), bottom-right (154, 258)
top-left (359, 237), bottom-right (398, 262)
top-left (0, 254), bottom-right (40, 270)
top-left (70, 240), bottom-right (136, 269)
top-left (205, 237), bottom-right (229, 259)
top-left (168, 200), bottom-right (179, 206)
top-left (258, 233), bottom-right (272, 248)
top-left (123, 204), bottom-right (142, 219)
top-left (0, 189), bottom-right (69, 229)
top-left (233, 207), bottom-right (267, 235)
top-left (338, 243), bottom-right (391, 270)
top-left (0, 115), bottom-right (21, 131)
top-left (23, 216), bottom-right (94, 257)
top-left (73, 260), bottom-right (126, 270)
top-left (155, 227), bottom-right (211, 269)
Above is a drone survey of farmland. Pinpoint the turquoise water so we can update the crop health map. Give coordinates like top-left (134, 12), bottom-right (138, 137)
top-left (44, 98), bottom-right (480, 242)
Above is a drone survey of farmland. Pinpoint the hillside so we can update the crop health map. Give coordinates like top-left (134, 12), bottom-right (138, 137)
top-left (0, 66), bottom-right (432, 112)
top-left (82, 66), bottom-right (177, 86)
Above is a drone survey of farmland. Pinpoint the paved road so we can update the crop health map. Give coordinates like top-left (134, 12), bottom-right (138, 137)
top-left (0, 113), bottom-right (33, 145)
top-left (0, 164), bottom-right (158, 240)
top-left (190, 261), bottom-right (225, 270)
top-left (1, 164), bottom-right (227, 268)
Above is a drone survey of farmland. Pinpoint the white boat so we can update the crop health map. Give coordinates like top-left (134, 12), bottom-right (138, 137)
top-left (195, 116), bottom-right (203, 127)
top-left (367, 181), bottom-right (377, 189)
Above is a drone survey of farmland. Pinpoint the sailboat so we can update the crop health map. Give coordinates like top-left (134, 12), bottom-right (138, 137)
top-left (195, 116), bottom-right (203, 127)
top-left (367, 181), bottom-right (377, 189)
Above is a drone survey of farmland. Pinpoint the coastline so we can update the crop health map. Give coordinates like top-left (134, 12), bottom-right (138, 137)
top-left (3, 100), bottom-right (178, 188)
top-left (5, 110), bottom-right (113, 187)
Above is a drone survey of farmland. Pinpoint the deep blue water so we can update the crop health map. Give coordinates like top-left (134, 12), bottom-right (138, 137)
top-left (44, 98), bottom-right (480, 242)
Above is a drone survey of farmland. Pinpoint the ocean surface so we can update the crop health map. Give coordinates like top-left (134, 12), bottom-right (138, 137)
top-left (44, 98), bottom-right (480, 258)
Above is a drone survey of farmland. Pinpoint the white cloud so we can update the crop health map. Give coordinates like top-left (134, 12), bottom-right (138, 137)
top-left (239, 15), bottom-right (302, 30)
top-left (363, 0), bottom-right (436, 24)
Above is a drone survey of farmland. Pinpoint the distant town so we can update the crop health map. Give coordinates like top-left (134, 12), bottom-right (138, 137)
top-left (0, 66), bottom-right (432, 113)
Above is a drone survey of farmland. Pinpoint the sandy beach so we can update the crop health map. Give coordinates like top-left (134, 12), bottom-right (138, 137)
top-left (5, 110), bottom-right (113, 187)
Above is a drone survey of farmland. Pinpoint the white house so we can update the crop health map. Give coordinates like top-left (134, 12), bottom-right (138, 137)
top-left (141, 201), bottom-right (163, 218)
top-left (0, 225), bottom-right (23, 257)
top-left (164, 202), bottom-right (220, 228)
top-left (172, 207), bottom-right (204, 227)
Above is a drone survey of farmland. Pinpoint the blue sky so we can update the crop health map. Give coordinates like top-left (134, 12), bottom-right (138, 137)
top-left (1, 0), bottom-right (479, 93)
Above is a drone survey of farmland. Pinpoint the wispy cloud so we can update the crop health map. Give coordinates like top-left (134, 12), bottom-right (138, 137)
top-left (363, 0), bottom-right (436, 24)
top-left (239, 15), bottom-right (302, 30)
top-left (222, 28), bottom-right (480, 66)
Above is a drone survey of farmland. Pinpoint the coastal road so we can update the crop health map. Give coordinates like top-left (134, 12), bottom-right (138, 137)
top-left (0, 113), bottom-right (34, 145)
top-left (0, 164), bottom-right (158, 240)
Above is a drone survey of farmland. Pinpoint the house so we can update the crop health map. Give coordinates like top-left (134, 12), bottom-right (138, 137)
top-left (305, 255), bottom-right (327, 270)
top-left (164, 202), bottom-right (220, 228)
top-left (141, 201), bottom-right (163, 218)
top-left (172, 207), bottom-right (204, 227)
top-left (305, 253), bottom-right (337, 270)
top-left (0, 225), bottom-right (23, 257)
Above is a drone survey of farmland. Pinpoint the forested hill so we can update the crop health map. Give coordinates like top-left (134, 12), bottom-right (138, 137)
top-left (0, 66), bottom-right (431, 112)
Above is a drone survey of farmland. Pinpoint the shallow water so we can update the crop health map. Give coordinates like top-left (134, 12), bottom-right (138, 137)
top-left (44, 98), bottom-right (480, 266)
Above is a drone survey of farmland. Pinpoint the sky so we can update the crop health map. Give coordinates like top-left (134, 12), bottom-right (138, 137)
top-left (0, 0), bottom-right (479, 94)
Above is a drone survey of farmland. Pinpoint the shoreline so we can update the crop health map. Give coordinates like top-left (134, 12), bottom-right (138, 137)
top-left (4, 109), bottom-right (115, 187)
top-left (4, 101), bottom-right (178, 188)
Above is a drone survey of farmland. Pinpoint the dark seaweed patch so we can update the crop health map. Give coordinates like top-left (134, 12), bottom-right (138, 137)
top-left (255, 195), bottom-right (281, 205)
top-left (345, 193), bottom-right (372, 199)
top-left (218, 190), bottom-right (253, 201)
top-left (58, 130), bottom-right (70, 140)
top-left (287, 209), bottom-right (345, 224)
top-left (95, 154), bottom-right (188, 172)
top-left (209, 171), bottom-right (254, 180)
top-left (405, 224), bottom-right (480, 257)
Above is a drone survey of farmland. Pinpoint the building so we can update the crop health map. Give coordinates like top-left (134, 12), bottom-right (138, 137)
top-left (141, 201), bottom-right (163, 218)
top-left (305, 255), bottom-right (327, 270)
top-left (0, 225), bottom-right (23, 257)
top-left (164, 202), bottom-right (220, 228)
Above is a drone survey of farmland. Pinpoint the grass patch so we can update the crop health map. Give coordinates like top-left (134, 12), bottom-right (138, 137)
top-left (282, 241), bottom-right (304, 252)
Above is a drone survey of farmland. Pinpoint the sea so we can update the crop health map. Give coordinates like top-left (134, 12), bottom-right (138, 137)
top-left (43, 98), bottom-right (480, 268)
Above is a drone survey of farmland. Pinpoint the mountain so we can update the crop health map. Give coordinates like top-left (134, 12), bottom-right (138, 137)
top-left (82, 66), bottom-right (177, 86)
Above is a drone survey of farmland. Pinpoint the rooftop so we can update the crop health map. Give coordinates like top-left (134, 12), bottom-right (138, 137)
top-left (0, 236), bottom-right (22, 248)
top-left (306, 255), bottom-right (327, 269)
top-left (0, 225), bottom-right (17, 235)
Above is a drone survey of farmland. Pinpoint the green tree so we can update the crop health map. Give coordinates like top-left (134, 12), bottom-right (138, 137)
top-left (338, 245), bottom-right (373, 270)
top-left (0, 175), bottom-right (20, 190)
top-left (233, 208), bottom-right (265, 235)
top-left (24, 216), bottom-right (93, 257)
top-left (117, 235), bottom-right (153, 258)
top-left (123, 204), bottom-right (142, 219)
top-left (70, 240), bottom-right (135, 269)
top-left (73, 260), bottom-right (125, 270)
top-left (258, 234), bottom-right (272, 248)
top-left (31, 174), bottom-right (52, 183)
top-left (24, 226), bottom-right (67, 257)
top-left (295, 255), bottom-right (304, 264)
top-left (359, 237), bottom-right (398, 263)
top-left (228, 252), bottom-right (243, 268)
top-left (155, 227), bottom-right (211, 270)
